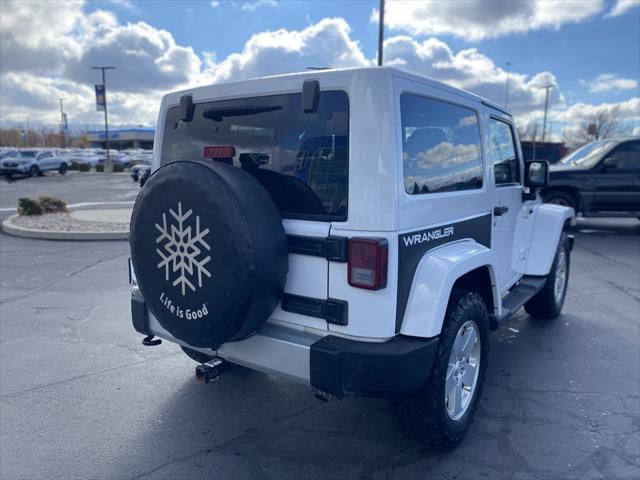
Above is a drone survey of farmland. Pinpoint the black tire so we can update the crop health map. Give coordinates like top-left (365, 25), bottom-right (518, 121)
top-left (58, 163), bottom-right (68, 175)
top-left (130, 160), bottom-right (288, 348)
top-left (524, 233), bottom-right (570, 319)
top-left (393, 290), bottom-right (490, 450)
top-left (29, 165), bottom-right (39, 177)
top-left (181, 345), bottom-right (214, 364)
top-left (543, 190), bottom-right (577, 211)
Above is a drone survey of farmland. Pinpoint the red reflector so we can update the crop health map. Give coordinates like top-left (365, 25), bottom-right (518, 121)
top-left (204, 145), bottom-right (236, 158)
top-left (348, 238), bottom-right (388, 290)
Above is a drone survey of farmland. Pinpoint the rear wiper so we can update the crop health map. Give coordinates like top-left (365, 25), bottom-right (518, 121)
top-left (203, 105), bottom-right (282, 121)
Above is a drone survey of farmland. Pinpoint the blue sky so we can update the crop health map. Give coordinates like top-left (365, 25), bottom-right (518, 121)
top-left (93, 0), bottom-right (639, 106)
top-left (1, 0), bottom-right (639, 139)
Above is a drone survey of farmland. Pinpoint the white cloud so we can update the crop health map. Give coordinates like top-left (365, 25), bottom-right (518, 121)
top-left (0, 4), bottom-right (637, 140)
top-left (241, 0), bottom-right (279, 12)
top-left (383, 36), bottom-right (562, 117)
top-left (374, 0), bottom-right (604, 41)
top-left (210, 0), bottom-right (220, 7)
top-left (0, 0), bottom-right (200, 92)
top-left (605, 0), bottom-right (640, 17)
top-left (581, 74), bottom-right (639, 93)
top-left (558, 96), bottom-right (640, 140)
top-left (204, 18), bottom-right (369, 83)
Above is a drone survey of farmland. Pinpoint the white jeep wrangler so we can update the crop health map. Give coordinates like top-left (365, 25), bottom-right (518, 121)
top-left (129, 67), bottom-right (574, 450)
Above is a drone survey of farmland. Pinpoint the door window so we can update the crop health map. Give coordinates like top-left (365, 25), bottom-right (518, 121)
top-left (400, 94), bottom-right (483, 195)
top-left (489, 119), bottom-right (520, 185)
top-left (603, 141), bottom-right (640, 172)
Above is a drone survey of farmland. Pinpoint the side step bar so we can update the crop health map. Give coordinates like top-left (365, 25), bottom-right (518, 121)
top-left (490, 276), bottom-right (547, 330)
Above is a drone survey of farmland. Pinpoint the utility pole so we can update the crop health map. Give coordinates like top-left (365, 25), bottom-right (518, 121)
top-left (59, 98), bottom-right (66, 149)
top-left (377, 0), bottom-right (385, 66)
top-left (541, 84), bottom-right (554, 142)
top-left (504, 61), bottom-right (511, 110)
top-left (91, 66), bottom-right (115, 172)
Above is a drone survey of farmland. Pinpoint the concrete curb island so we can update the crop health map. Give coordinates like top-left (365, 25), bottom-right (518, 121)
top-left (2, 210), bottom-right (130, 241)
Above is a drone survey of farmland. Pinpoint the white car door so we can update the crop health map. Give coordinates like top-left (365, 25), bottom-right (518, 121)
top-left (488, 116), bottom-right (532, 292)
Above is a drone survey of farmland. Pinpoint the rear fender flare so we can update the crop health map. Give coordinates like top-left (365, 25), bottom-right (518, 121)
top-left (399, 241), bottom-right (497, 338)
top-left (526, 203), bottom-right (575, 276)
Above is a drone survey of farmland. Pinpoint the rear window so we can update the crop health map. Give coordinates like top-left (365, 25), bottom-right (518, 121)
top-left (161, 91), bottom-right (349, 221)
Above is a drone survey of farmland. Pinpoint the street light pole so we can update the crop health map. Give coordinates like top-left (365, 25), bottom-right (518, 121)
top-left (541, 84), bottom-right (554, 142)
top-left (504, 61), bottom-right (511, 110)
top-left (59, 98), bottom-right (65, 149)
top-left (91, 66), bottom-right (115, 172)
top-left (377, 0), bottom-right (385, 66)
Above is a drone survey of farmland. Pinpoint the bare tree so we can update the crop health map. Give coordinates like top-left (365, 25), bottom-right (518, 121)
top-left (567, 110), bottom-right (627, 144)
top-left (518, 121), bottom-right (542, 142)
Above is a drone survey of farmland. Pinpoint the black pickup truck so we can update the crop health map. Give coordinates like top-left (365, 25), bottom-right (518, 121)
top-left (542, 138), bottom-right (640, 218)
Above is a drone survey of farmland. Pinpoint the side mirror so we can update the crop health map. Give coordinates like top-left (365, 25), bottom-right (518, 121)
top-left (524, 160), bottom-right (549, 189)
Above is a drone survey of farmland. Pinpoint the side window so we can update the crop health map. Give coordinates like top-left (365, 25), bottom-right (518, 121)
top-left (604, 141), bottom-right (640, 172)
top-left (489, 118), bottom-right (520, 185)
top-left (401, 94), bottom-right (483, 195)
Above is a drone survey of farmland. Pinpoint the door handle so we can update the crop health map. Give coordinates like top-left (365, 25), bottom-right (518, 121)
top-left (493, 205), bottom-right (509, 216)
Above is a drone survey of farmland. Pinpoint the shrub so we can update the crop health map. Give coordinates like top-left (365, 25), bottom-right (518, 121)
top-left (38, 196), bottom-right (68, 214)
top-left (113, 163), bottom-right (125, 173)
top-left (17, 197), bottom-right (43, 216)
top-left (95, 164), bottom-right (104, 172)
top-left (77, 162), bottom-right (91, 172)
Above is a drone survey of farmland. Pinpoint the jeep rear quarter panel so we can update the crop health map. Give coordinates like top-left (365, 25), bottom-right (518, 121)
top-left (392, 73), bottom-right (497, 338)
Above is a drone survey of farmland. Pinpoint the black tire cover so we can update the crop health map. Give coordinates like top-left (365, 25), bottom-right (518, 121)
top-left (130, 160), bottom-right (288, 348)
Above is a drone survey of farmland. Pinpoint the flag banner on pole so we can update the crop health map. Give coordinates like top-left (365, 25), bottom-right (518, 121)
top-left (95, 84), bottom-right (105, 112)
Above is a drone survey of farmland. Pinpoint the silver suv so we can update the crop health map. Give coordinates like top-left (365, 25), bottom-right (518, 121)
top-left (0, 149), bottom-right (68, 178)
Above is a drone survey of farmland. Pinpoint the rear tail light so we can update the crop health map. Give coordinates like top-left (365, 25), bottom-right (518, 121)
top-left (348, 238), bottom-right (388, 290)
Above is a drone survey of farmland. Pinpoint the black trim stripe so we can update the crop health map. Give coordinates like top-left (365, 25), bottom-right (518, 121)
top-left (287, 235), bottom-right (348, 262)
top-left (395, 214), bottom-right (492, 332)
top-left (281, 293), bottom-right (348, 325)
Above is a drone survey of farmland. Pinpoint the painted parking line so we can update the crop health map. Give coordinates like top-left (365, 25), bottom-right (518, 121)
top-left (0, 200), bottom-right (135, 212)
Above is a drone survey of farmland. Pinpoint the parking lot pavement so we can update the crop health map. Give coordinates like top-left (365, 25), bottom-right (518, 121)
top-left (0, 172), bottom-right (139, 219)
top-left (0, 213), bottom-right (638, 479)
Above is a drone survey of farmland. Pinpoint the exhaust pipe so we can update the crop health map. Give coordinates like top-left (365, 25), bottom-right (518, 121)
top-left (195, 358), bottom-right (230, 384)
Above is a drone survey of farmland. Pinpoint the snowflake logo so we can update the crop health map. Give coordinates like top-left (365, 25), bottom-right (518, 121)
top-left (155, 202), bottom-right (212, 296)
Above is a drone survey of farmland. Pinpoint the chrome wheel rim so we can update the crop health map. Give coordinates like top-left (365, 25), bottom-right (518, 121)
top-left (445, 320), bottom-right (481, 421)
top-left (554, 248), bottom-right (568, 304)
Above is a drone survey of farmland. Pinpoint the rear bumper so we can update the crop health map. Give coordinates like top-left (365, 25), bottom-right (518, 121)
top-left (310, 334), bottom-right (439, 399)
top-left (131, 296), bottom-right (438, 398)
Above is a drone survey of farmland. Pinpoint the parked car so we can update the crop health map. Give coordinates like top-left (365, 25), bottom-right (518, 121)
top-left (127, 67), bottom-right (574, 450)
top-left (130, 163), bottom-right (151, 182)
top-left (0, 149), bottom-right (69, 177)
top-left (138, 165), bottom-right (151, 186)
top-left (0, 148), bottom-right (19, 160)
top-left (542, 138), bottom-right (640, 217)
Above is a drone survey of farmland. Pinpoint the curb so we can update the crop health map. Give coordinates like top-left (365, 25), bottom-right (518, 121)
top-left (1, 214), bottom-right (129, 241)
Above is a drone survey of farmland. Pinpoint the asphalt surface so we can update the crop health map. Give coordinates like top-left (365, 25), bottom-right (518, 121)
top-left (1, 174), bottom-right (639, 480)
top-left (0, 171), bottom-right (139, 219)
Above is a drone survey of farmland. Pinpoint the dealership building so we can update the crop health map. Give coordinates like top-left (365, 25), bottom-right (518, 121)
top-left (87, 128), bottom-right (155, 150)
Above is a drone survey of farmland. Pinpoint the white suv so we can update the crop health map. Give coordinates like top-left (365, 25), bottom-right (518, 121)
top-left (129, 67), bottom-right (574, 450)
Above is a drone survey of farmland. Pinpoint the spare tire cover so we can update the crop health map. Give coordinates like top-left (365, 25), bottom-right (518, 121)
top-left (130, 160), bottom-right (288, 348)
